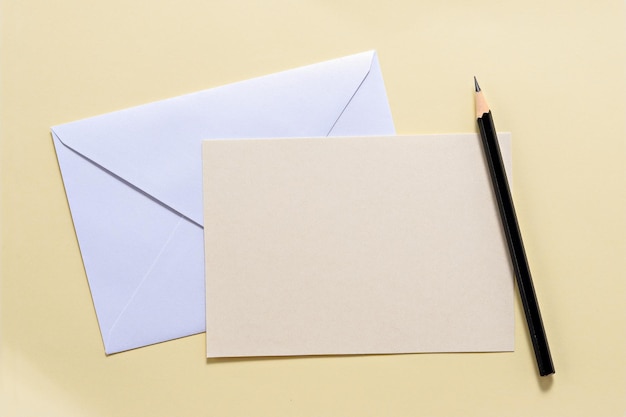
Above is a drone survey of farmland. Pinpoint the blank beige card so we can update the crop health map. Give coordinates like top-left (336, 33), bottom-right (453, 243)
top-left (202, 134), bottom-right (514, 358)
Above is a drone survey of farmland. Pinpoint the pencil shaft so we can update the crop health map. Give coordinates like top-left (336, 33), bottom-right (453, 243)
top-left (477, 111), bottom-right (555, 376)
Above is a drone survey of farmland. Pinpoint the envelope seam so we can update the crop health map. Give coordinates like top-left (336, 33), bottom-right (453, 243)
top-left (325, 64), bottom-right (372, 137)
top-left (106, 216), bottom-right (184, 343)
top-left (52, 133), bottom-right (202, 228)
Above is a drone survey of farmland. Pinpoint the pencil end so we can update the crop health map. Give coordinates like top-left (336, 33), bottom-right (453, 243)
top-left (474, 76), bottom-right (481, 92)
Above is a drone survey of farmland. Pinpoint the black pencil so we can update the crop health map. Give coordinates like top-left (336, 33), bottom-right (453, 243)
top-left (474, 78), bottom-right (554, 377)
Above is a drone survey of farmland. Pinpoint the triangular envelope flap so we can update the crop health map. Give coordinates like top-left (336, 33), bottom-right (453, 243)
top-left (53, 132), bottom-right (204, 352)
top-left (327, 53), bottom-right (394, 136)
top-left (104, 219), bottom-right (206, 354)
top-left (52, 51), bottom-right (376, 225)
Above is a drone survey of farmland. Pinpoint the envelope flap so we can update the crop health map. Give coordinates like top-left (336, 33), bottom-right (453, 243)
top-left (51, 51), bottom-right (378, 225)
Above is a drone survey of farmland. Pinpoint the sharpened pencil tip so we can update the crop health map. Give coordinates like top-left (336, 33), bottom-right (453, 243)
top-left (474, 76), bottom-right (481, 92)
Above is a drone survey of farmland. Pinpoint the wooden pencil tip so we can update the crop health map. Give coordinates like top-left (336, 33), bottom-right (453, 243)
top-left (474, 76), bottom-right (481, 92)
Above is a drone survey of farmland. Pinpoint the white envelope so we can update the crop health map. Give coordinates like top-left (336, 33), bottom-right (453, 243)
top-left (52, 51), bottom-right (395, 354)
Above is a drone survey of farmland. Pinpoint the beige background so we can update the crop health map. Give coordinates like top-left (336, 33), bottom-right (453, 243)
top-left (1, 1), bottom-right (624, 416)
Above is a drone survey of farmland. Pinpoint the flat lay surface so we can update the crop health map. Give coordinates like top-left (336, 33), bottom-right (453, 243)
top-left (1, 1), bottom-right (625, 416)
